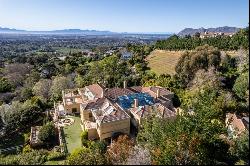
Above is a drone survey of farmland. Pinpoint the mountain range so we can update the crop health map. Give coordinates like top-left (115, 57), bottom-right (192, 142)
top-left (0, 27), bottom-right (172, 35)
top-left (0, 26), bottom-right (241, 36)
top-left (0, 27), bottom-right (117, 35)
top-left (177, 26), bottom-right (240, 36)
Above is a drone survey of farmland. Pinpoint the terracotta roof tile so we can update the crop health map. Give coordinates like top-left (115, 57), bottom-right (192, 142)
top-left (104, 87), bottom-right (134, 100)
top-left (227, 113), bottom-right (247, 133)
top-left (86, 84), bottom-right (104, 98)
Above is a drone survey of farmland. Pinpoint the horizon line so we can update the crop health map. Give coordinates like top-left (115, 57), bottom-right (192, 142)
top-left (0, 26), bottom-right (175, 34)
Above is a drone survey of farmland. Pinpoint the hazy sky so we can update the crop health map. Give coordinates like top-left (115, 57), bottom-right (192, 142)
top-left (0, 0), bottom-right (248, 33)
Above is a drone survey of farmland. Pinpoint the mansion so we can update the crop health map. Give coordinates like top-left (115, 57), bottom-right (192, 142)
top-left (54, 81), bottom-right (177, 140)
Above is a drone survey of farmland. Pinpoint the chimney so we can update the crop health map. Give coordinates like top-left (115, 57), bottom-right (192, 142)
top-left (123, 80), bottom-right (127, 89)
top-left (156, 89), bottom-right (160, 98)
top-left (101, 89), bottom-right (104, 98)
top-left (134, 99), bottom-right (138, 108)
top-left (62, 90), bottom-right (65, 97)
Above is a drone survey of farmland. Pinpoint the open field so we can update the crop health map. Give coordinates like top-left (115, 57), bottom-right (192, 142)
top-left (146, 50), bottom-right (184, 75)
top-left (53, 47), bottom-right (82, 54)
top-left (63, 116), bottom-right (82, 153)
top-left (146, 49), bottom-right (238, 76)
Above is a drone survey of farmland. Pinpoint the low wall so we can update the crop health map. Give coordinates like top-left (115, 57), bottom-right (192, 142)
top-left (58, 126), bottom-right (68, 154)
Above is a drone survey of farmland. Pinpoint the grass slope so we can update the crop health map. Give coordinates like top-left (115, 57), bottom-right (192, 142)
top-left (146, 50), bottom-right (183, 75)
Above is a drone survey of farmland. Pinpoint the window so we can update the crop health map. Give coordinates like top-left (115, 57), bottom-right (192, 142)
top-left (72, 108), bottom-right (77, 113)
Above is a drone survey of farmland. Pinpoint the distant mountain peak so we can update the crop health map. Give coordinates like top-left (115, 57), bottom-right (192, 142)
top-left (0, 27), bottom-right (26, 32)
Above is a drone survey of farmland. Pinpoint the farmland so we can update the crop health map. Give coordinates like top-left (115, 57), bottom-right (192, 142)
top-left (146, 50), bottom-right (183, 75)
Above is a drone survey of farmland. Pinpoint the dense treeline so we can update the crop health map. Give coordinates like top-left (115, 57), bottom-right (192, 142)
top-left (154, 27), bottom-right (248, 50)
top-left (74, 44), bottom-right (154, 88)
top-left (141, 44), bottom-right (249, 165)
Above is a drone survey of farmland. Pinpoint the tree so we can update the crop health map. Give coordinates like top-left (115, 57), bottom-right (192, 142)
top-left (0, 150), bottom-right (48, 165)
top-left (38, 122), bottom-right (56, 146)
top-left (154, 27), bottom-right (248, 51)
top-left (106, 135), bottom-right (134, 165)
top-left (230, 132), bottom-right (249, 164)
top-left (125, 145), bottom-right (151, 165)
top-left (0, 98), bottom-right (44, 140)
top-left (87, 55), bottom-right (132, 87)
top-left (67, 147), bottom-right (107, 165)
top-left (0, 78), bottom-right (12, 93)
top-left (175, 45), bottom-right (221, 87)
top-left (50, 76), bottom-right (73, 101)
top-left (18, 86), bottom-right (34, 102)
top-left (137, 86), bottom-right (230, 165)
top-left (233, 72), bottom-right (249, 100)
top-left (3, 63), bottom-right (32, 87)
top-left (32, 79), bottom-right (52, 100)
top-left (80, 130), bottom-right (88, 147)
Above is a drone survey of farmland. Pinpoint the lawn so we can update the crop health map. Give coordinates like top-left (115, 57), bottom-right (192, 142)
top-left (63, 116), bottom-right (82, 153)
top-left (146, 50), bottom-right (183, 75)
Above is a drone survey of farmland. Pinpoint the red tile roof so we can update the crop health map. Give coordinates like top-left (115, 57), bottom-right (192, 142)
top-left (86, 84), bottom-right (104, 98)
top-left (105, 87), bottom-right (134, 100)
top-left (129, 86), bottom-right (173, 98)
top-left (130, 104), bottom-right (176, 119)
top-left (227, 113), bottom-right (247, 134)
top-left (87, 98), bottom-right (130, 124)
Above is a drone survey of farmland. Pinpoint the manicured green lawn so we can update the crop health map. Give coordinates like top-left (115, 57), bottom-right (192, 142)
top-left (63, 116), bottom-right (82, 153)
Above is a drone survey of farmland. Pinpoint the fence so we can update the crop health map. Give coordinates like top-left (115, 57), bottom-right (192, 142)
top-left (0, 145), bottom-right (23, 154)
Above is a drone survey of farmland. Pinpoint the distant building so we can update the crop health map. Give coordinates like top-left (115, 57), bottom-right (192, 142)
top-left (120, 48), bottom-right (132, 59)
top-left (199, 31), bottom-right (235, 38)
top-left (81, 49), bottom-right (96, 57)
top-left (225, 113), bottom-right (249, 138)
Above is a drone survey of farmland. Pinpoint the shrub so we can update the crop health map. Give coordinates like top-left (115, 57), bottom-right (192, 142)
top-left (80, 130), bottom-right (88, 147)
top-left (23, 133), bottom-right (31, 143)
top-left (0, 150), bottom-right (48, 165)
top-left (0, 155), bottom-right (19, 165)
top-left (233, 72), bottom-right (249, 100)
top-left (38, 122), bottom-right (56, 146)
top-left (18, 150), bottom-right (48, 165)
top-left (81, 130), bottom-right (88, 140)
top-left (47, 151), bottom-right (65, 161)
top-left (22, 145), bottom-right (32, 153)
top-left (0, 78), bottom-right (12, 93)
top-left (67, 147), bottom-right (107, 165)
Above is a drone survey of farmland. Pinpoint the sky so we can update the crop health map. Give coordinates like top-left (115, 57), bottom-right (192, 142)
top-left (0, 0), bottom-right (248, 33)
